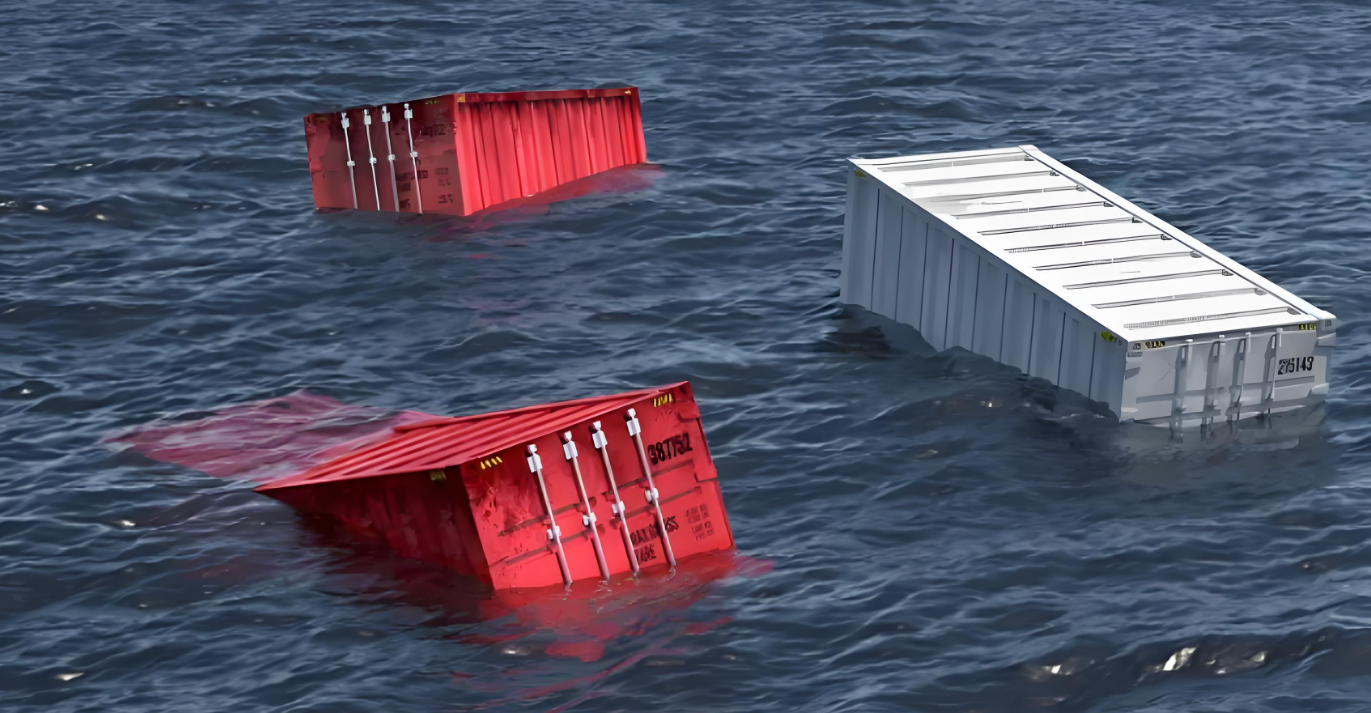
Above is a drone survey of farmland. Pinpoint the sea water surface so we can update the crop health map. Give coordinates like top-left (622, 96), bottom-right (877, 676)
top-left (3, 0), bottom-right (1371, 710)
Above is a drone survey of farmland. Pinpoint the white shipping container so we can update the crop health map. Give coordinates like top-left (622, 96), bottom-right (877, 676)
top-left (841, 145), bottom-right (1336, 429)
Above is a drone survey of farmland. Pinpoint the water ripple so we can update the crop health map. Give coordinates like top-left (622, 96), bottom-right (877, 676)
top-left (3, 0), bottom-right (1371, 711)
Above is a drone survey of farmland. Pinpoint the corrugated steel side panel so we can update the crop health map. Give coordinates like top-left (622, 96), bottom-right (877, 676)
top-left (1001, 279), bottom-right (1035, 373)
top-left (946, 242), bottom-right (980, 351)
top-left (1089, 337), bottom-right (1126, 414)
top-left (840, 159), bottom-right (1119, 414)
top-left (840, 172), bottom-right (878, 308)
top-left (921, 227), bottom-right (954, 351)
top-left (452, 89), bottom-right (646, 214)
top-left (266, 469), bottom-right (492, 580)
top-left (892, 205), bottom-right (928, 326)
top-left (1058, 316), bottom-right (1096, 397)
top-left (971, 260), bottom-right (1006, 359)
top-left (870, 188), bottom-right (903, 316)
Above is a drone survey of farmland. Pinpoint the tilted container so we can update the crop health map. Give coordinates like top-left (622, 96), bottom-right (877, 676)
top-left (303, 87), bottom-right (647, 216)
top-left (841, 145), bottom-right (1336, 428)
top-left (256, 383), bottom-right (732, 590)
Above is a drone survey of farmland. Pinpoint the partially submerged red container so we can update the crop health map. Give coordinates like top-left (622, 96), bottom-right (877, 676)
top-left (303, 87), bottom-right (648, 216)
top-left (256, 382), bottom-right (733, 590)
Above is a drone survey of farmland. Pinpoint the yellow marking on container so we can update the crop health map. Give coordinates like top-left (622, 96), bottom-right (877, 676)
top-left (1299, 323), bottom-right (1317, 331)
top-left (430, 470), bottom-right (447, 481)
top-left (1100, 331), bottom-right (1118, 343)
top-left (455, 94), bottom-right (465, 103)
top-left (854, 169), bottom-right (867, 178)
top-left (1142, 340), bottom-right (1166, 349)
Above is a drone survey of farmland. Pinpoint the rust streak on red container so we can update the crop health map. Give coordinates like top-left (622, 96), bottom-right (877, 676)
top-left (304, 87), bottom-right (648, 217)
top-left (255, 382), bottom-right (732, 590)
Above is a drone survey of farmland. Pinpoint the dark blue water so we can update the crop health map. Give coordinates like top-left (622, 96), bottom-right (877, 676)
top-left (4, 0), bottom-right (1371, 710)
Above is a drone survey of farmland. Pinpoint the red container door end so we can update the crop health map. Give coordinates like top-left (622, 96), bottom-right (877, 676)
top-left (257, 384), bottom-right (727, 592)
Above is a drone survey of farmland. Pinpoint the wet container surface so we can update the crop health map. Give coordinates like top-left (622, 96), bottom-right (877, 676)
top-left (3, 0), bottom-right (1371, 711)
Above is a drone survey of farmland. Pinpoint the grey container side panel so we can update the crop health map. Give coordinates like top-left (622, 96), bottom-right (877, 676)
top-left (869, 187), bottom-right (905, 318)
top-left (1090, 337), bottom-right (1127, 417)
top-left (1058, 316), bottom-right (1099, 397)
top-left (946, 241), bottom-right (982, 351)
top-left (840, 172), bottom-right (879, 309)
top-left (843, 165), bottom-right (1134, 419)
top-left (1002, 278), bottom-right (1036, 372)
top-left (920, 227), bottom-right (955, 351)
top-left (1029, 299), bottom-right (1066, 382)
top-left (972, 260), bottom-right (1008, 361)
top-left (893, 207), bottom-right (929, 326)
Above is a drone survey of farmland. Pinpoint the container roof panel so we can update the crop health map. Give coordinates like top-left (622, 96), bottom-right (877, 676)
top-left (852, 145), bottom-right (1333, 339)
top-left (257, 384), bottom-right (677, 491)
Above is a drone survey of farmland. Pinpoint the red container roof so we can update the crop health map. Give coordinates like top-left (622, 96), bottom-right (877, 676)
top-left (256, 384), bottom-right (678, 492)
top-left (331, 87), bottom-right (639, 114)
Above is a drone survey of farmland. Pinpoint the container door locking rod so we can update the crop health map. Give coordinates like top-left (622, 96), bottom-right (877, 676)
top-left (1263, 329), bottom-right (1283, 419)
top-left (1229, 333), bottom-right (1250, 423)
top-left (1202, 336), bottom-right (1224, 433)
top-left (1169, 339), bottom-right (1191, 437)
top-left (339, 112), bottom-right (358, 209)
top-left (380, 106), bottom-right (400, 212)
top-left (625, 409), bottom-right (676, 568)
top-left (402, 103), bottom-right (423, 214)
top-left (526, 444), bottom-right (572, 586)
top-left (590, 421), bottom-right (639, 574)
top-left (362, 109), bottom-right (382, 211)
top-left (562, 432), bottom-right (610, 581)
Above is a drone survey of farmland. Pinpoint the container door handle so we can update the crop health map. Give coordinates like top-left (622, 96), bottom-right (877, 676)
top-left (562, 432), bottom-right (611, 581)
top-left (590, 421), bottom-right (640, 574)
top-left (526, 444), bottom-right (572, 586)
top-left (625, 409), bottom-right (677, 568)
top-left (339, 112), bottom-right (359, 209)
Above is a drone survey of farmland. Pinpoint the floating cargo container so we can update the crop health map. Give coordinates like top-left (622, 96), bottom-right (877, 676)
top-left (840, 145), bottom-right (1336, 429)
top-left (304, 87), bottom-right (647, 216)
top-left (256, 383), bottom-right (732, 590)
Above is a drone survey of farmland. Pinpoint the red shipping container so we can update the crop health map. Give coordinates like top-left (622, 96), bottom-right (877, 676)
top-left (303, 87), bottom-right (648, 216)
top-left (256, 382), bottom-right (733, 590)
